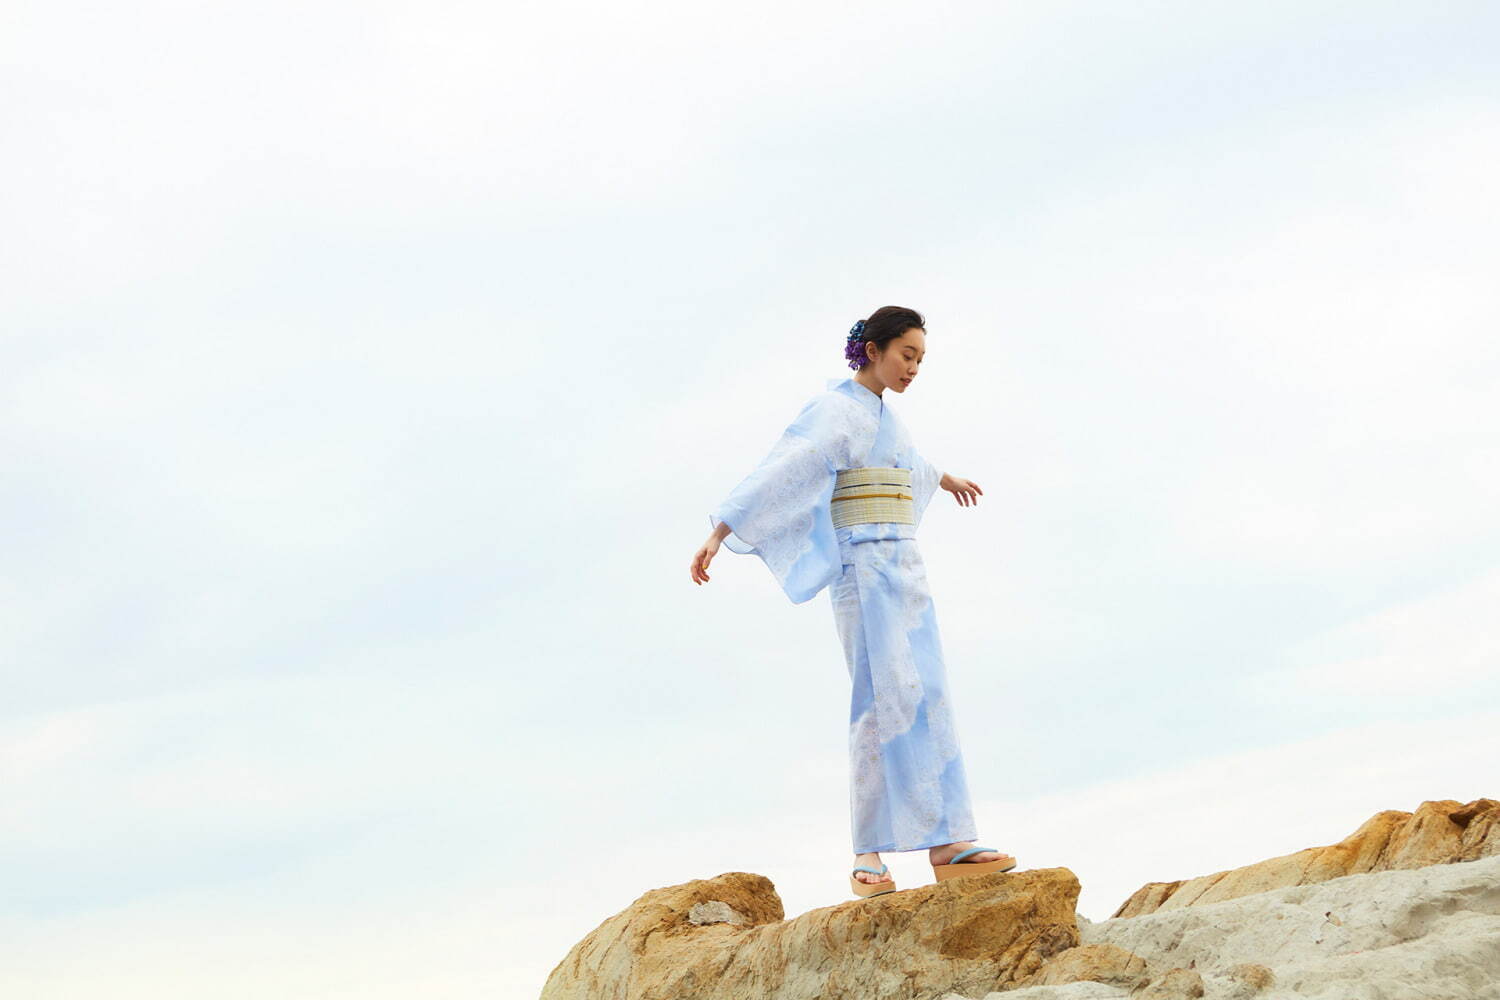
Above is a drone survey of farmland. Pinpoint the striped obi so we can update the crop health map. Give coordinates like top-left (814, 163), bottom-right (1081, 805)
top-left (831, 466), bottom-right (914, 528)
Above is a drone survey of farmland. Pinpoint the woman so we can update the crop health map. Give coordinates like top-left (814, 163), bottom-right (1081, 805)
top-left (690, 305), bottom-right (1018, 898)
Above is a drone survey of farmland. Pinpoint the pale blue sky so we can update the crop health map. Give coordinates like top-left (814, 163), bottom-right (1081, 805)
top-left (3, 1), bottom-right (1498, 997)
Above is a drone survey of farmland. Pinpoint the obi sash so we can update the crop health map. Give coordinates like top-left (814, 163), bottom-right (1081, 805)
top-left (831, 467), bottom-right (914, 528)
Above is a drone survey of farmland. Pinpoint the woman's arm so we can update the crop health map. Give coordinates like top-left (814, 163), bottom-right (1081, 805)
top-left (693, 390), bottom-right (844, 604)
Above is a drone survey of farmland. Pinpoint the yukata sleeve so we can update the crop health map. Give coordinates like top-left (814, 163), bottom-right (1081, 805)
top-left (909, 448), bottom-right (944, 530)
top-left (708, 403), bottom-right (842, 605)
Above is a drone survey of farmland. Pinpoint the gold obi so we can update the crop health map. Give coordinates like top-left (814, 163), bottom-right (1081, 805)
top-left (830, 466), bottom-right (914, 528)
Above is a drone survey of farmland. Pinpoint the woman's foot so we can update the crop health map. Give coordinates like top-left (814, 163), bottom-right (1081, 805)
top-left (929, 841), bottom-right (1014, 867)
top-left (852, 851), bottom-right (893, 885)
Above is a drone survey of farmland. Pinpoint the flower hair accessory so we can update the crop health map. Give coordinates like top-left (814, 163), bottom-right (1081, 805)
top-left (844, 319), bottom-right (869, 370)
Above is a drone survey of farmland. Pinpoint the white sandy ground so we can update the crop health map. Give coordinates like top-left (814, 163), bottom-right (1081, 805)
top-left (941, 852), bottom-right (1500, 1000)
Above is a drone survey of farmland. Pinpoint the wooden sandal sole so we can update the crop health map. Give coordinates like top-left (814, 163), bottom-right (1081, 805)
top-left (931, 856), bottom-right (1018, 882)
top-left (849, 874), bottom-right (898, 897)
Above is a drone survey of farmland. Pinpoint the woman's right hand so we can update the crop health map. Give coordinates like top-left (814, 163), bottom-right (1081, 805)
top-left (690, 535), bottom-right (721, 585)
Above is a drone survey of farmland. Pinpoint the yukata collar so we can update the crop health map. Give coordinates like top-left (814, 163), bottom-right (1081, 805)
top-left (826, 376), bottom-right (884, 417)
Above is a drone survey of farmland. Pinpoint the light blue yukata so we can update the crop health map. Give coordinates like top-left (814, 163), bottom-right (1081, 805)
top-left (709, 376), bottom-right (979, 854)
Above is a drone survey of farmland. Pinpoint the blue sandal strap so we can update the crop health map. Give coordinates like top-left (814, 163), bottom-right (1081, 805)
top-left (852, 864), bottom-right (889, 876)
top-left (946, 846), bottom-right (999, 864)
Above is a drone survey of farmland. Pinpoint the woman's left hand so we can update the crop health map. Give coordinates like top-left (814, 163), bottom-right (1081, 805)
top-left (940, 472), bottom-right (982, 507)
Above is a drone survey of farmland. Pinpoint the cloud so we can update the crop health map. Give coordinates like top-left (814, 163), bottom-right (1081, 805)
top-left (1248, 565), bottom-right (1500, 704)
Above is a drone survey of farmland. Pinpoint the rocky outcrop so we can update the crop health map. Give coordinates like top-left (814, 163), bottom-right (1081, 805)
top-left (539, 867), bottom-right (1081, 1000)
top-left (990, 850), bottom-right (1500, 999)
top-left (1111, 798), bottom-right (1500, 918)
top-left (540, 799), bottom-right (1500, 1000)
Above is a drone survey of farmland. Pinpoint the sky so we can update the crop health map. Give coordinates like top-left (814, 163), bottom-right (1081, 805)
top-left (3, 1), bottom-right (1498, 997)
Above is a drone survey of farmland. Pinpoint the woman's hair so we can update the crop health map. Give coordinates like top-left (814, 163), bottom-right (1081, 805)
top-left (845, 306), bottom-right (926, 370)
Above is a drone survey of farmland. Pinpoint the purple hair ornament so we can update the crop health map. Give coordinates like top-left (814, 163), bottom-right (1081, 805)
top-left (844, 319), bottom-right (869, 370)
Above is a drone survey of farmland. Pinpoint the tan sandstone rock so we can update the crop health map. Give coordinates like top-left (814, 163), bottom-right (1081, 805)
top-left (1011, 941), bottom-right (1152, 991)
top-left (1136, 966), bottom-right (1205, 999)
top-left (1111, 797), bottom-right (1500, 918)
top-left (539, 867), bottom-right (1080, 1000)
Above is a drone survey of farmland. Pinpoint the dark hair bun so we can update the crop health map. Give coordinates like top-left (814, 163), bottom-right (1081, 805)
top-left (843, 306), bottom-right (926, 370)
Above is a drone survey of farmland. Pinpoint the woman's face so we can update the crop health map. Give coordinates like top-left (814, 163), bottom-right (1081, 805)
top-left (866, 327), bottom-right (926, 393)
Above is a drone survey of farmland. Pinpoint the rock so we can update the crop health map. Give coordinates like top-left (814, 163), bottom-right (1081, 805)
top-left (1080, 852), bottom-right (1500, 1000)
top-left (941, 986), bottom-right (1128, 1000)
top-left (687, 900), bottom-right (750, 925)
top-left (1112, 798), bottom-right (1500, 918)
top-left (1221, 962), bottom-right (1275, 996)
top-left (542, 800), bottom-right (1500, 1000)
top-left (1136, 967), bottom-right (1205, 999)
top-left (539, 867), bottom-right (1081, 1000)
top-left (1013, 942), bottom-right (1151, 990)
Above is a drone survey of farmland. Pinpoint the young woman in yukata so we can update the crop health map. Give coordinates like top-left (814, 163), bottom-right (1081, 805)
top-left (690, 305), bottom-right (1019, 899)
